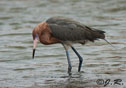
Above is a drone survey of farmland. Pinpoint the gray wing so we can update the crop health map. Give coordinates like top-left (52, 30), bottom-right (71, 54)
top-left (47, 23), bottom-right (93, 41)
top-left (46, 16), bottom-right (105, 41)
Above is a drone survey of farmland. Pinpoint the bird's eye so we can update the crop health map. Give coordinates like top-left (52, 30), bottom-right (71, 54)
top-left (35, 34), bottom-right (38, 38)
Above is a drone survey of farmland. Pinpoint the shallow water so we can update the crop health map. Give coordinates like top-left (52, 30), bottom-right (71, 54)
top-left (0, 0), bottom-right (126, 88)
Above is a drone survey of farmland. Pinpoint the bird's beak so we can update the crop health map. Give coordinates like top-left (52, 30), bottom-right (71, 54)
top-left (32, 37), bottom-right (38, 59)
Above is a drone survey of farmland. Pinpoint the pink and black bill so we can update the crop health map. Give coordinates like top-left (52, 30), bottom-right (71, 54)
top-left (32, 49), bottom-right (36, 59)
top-left (32, 34), bottom-right (38, 59)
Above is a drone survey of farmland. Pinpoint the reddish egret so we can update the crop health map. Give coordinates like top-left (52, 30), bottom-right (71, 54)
top-left (32, 16), bottom-right (111, 74)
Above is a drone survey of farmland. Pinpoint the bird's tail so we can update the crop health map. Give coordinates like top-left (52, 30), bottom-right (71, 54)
top-left (103, 38), bottom-right (116, 49)
top-left (93, 29), bottom-right (105, 40)
top-left (93, 29), bottom-right (115, 49)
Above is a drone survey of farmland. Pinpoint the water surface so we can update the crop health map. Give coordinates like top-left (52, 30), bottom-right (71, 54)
top-left (0, 0), bottom-right (126, 88)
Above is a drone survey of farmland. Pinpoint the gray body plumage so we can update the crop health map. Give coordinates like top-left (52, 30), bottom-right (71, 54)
top-left (46, 16), bottom-right (105, 44)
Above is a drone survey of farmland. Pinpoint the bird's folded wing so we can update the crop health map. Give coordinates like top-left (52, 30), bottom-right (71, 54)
top-left (48, 24), bottom-right (93, 41)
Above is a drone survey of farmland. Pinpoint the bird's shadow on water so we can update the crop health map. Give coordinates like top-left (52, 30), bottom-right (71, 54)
top-left (45, 72), bottom-right (95, 88)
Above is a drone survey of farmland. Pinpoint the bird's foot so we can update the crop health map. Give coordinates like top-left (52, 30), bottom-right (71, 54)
top-left (78, 68), bottom-right (81, 72)
top-left (78, 60), bottom-right (83, 72)
top-left (68, 71), bottom-right (72, 76)
top-left (68, 67), bottom-right (72, 76)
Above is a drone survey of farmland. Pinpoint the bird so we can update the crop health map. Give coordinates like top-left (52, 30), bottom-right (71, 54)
top-left (32, 16), bottom-right (111, 75)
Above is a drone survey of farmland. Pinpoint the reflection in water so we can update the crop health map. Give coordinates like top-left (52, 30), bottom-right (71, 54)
top-left (46, 72), bottom-right (86, 88)
top-left (0, 0), bottom-right (126, 88)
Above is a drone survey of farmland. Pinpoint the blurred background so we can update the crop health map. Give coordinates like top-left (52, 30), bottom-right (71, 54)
top-left (0, 0), bottom-right (126, 88)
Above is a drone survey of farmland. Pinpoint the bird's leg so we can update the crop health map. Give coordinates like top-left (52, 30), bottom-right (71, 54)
top-left (66, 50), bottom-right (72, 75)
top-left (62, 43), bottom-right (72, 75)
top-left (71, 46), bottom-right (83, 72)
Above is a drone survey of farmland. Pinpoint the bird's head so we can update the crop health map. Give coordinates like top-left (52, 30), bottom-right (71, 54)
top-left (32, 22), bottom-right (48, 59)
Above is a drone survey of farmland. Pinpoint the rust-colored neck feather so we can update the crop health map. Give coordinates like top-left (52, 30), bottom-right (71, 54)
top-left (32, 22), bottom-right (60, 45)
top-left (34, 22), bottom-right (48, 34)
